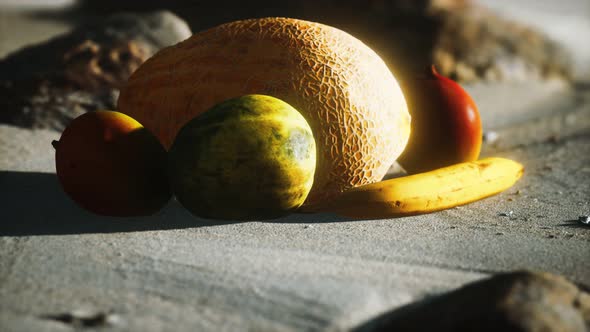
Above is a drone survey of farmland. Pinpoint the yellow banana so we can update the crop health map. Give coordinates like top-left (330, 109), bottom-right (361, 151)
top-left (315, 157), bottom-right (524, 219)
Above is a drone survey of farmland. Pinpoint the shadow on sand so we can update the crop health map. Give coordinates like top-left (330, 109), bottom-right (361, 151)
top-left (0, 171), bottom-right (354, 236)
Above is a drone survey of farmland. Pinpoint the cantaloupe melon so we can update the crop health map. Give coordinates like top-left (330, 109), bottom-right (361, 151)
top-left (117, 17), bottom-right (410, 206)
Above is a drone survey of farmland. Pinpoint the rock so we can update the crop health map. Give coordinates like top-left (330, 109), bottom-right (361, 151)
top-left (366, 0), bottom-right (572, 83)
top-left (0, 11), bottom-right (191, 131)
top-left (355, 270), bottom-right (590, 332)
top-left (0, 82), bottom-right (119, 130)
top-left (430, 2), bottom-right (571, 83)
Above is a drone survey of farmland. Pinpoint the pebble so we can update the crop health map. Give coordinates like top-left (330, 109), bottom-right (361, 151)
top-left (578, 215), bottom-right (590, 225)
top-left (483, 131), bottom-right (499, 144)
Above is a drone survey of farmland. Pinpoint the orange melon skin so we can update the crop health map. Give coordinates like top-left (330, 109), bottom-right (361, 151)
top-left (117, 17), bottom-right (410, 206)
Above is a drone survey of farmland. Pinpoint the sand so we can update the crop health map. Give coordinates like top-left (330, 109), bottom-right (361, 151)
top-left (1, 83), bottom-right (589, 331)
top-left (1, 1), bottom-right (589, 331)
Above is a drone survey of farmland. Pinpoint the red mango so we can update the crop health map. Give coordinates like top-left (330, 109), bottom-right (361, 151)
top-left (398, 65), bottom-right (482, 174)
top-left (53, 111), bottom-right (171, 216)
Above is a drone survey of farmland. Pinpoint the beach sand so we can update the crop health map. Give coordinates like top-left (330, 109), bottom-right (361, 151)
top-left (1, 1), bottom-right (589, 331)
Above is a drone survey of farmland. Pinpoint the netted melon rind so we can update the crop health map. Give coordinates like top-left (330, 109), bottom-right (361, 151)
top-left (118, 17), bottom-right (410, 206)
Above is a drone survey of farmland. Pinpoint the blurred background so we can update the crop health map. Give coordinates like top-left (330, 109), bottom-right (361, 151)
top-left (1, 0), bottom-right (589, 81)
top-left (1, 0), bottom-right (589, 131)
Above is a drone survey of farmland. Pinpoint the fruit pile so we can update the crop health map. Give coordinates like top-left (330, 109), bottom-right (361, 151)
top-left (53, 18), bottom-right (523, 221)
top-left (54, 95), bottom-right (316, 220)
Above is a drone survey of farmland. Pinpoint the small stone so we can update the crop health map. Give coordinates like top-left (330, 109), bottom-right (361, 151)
top-left (483, 67), bottom-right (501, 81)
top-left (578, 215), bottom-right (590, 225)
top-left (433, 49), bottom-right (456, 75)
top-left (499, 211), bottom-right (514, 217)
top-left (482, 131), bottom-right (499, 144)
top-left (455, 62), bottom-right (477, 82)
top-left (41, 310), bottom-right (119, 328)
